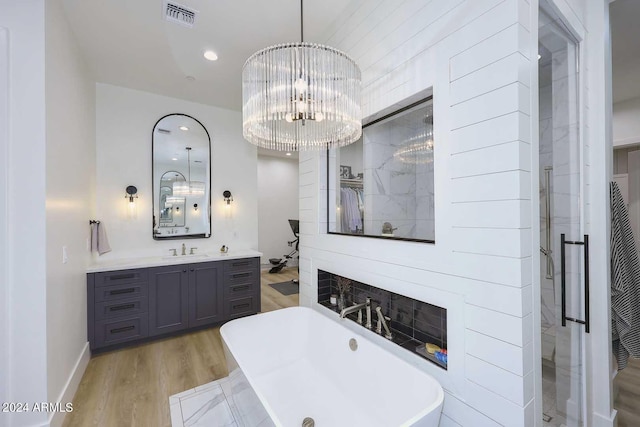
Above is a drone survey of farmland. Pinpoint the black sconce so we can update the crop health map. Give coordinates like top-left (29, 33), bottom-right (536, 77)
top-left (125, 185), bottom-right (138, 203)
top-left (223, 190), bottom-right (233, 205)
top-left (125, 185), bottom-right (138, 219)
top-left (193, 203), bottom-right (198, 211)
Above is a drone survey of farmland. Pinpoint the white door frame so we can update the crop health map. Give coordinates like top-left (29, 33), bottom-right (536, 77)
top-left (0, 26), bottom-right (9, 410)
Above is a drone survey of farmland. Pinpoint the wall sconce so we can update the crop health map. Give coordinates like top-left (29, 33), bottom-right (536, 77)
top-left (193, 203), bottom-right (198, 211)
top-left (125, 185), bottom-right (138, 220)
top-left (223, 190), bottom-right (233, 205)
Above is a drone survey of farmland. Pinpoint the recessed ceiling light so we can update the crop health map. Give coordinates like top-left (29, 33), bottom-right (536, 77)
top-left (179, 126), bottom-right (189, 131)
top-left (204, 50), bottom-right (218, 61)
top-left (171, 157), bottom-right (178, 161)
top-left (286, 152), bottom-right (292, 156)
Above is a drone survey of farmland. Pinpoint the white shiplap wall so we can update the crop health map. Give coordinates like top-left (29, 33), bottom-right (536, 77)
top-left (299, 0), bottom-right (537, 426)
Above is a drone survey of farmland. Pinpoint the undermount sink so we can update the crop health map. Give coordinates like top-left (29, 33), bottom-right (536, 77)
top-left (162, 253), bottom-right (209, 260)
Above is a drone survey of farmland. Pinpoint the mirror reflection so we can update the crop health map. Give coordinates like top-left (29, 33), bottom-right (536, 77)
top-left (153, 114), bottom-right (211, 239)
top-left (327, 96), bottom-right (435, 242)
top-left (159, 171), bottom-right (186, 227)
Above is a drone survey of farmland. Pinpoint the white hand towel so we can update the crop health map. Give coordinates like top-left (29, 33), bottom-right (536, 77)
top-left (91, 222), bottom-right (112, 255)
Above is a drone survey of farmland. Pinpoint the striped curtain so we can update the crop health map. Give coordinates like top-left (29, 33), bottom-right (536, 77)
top-left (610, 181), bottom-right (640, 370)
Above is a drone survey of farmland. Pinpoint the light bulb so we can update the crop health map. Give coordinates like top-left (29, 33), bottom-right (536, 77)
top-left (285, 113), bottom-right (294, 123)
top-left (127, 198), bottom-right (137, 220)
top-left (315, 112), bottom-right (324, 122)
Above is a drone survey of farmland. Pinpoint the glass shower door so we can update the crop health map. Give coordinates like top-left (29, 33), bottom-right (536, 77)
top-left (539, 3), bottom-right (587, 426)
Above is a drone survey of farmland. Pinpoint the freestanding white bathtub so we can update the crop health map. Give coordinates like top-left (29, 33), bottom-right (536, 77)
top-left (220, 306), bottom-right (444, 427)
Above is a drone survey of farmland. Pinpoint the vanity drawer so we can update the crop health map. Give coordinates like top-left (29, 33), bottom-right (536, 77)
top-left (224, 258), bottom-right (259, 272)
top-left (225, 269), bottom-right (258, 287)
top-left (225, 281), bottom-right (256, 298)
top-left (95, 297), bottom-right (148, 321)
top-left (95, 282), bottom-right (148, 302)
top-left (94, 269), bottom-right (148, 287)
top-left (94, 315), bottom-right (148, 349)
top-left (225, 295), bottom-right (257, 319)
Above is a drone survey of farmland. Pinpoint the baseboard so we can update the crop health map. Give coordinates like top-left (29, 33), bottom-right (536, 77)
top-left (48, 342), bottom-right (90, 427)
top-left (593, 409), bottom-right (617, 427)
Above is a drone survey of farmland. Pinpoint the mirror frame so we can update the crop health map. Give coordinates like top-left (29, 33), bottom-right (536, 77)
top-left (152, 113), bottom-right (212, 240)
top-left (325, 95), bottom-right (435, 244)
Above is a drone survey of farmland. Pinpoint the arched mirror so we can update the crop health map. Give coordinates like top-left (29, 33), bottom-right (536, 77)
top-left (153, 114), bottom-right (211, 239)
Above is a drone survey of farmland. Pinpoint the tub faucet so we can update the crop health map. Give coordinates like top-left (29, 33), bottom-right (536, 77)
top-left (181, 243), bottom-right (186, 256)
top-left (340, 298), bottom-right (371, 326)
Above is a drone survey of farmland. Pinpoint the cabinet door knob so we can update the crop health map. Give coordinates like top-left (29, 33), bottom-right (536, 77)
top-left (190, 269), bottom-right (194, 272)
top-left (182, 269), bottom-right (187, 273)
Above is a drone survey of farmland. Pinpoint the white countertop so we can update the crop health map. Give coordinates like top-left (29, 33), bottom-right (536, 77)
top-left (86, 249), bottom-right (262, 273)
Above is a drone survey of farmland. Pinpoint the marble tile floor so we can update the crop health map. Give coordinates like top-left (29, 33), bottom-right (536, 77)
top-left (542, 361), bottom-right (568, 427)
top-left (170, 369), bottom-right (274, 427)
top-left (170, 377), bottom-right (238, 427)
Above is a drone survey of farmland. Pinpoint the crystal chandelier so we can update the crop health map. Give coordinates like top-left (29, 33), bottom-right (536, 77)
top-left (242, 0), bottom-right (361, 151)
top-left (173, 147), bottom-right (205, 196)
top-left (393, 109), bottom-right (434, 165)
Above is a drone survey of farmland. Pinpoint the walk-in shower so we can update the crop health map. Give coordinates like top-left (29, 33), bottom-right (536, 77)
top-left (539, 2), bottom-right (586, 426)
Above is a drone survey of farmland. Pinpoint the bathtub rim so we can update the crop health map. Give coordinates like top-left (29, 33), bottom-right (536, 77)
top-left (220, 306), bottom-right (444, 426)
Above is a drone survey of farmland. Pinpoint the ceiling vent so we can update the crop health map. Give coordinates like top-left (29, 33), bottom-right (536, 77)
top-left (164, 2), bottom-right (197, 28)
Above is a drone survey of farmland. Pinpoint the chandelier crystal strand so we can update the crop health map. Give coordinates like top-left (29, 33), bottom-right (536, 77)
top-left (242, 42), bottom-right (361, 151)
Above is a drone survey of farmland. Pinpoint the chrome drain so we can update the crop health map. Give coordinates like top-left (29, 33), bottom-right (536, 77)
top-left (302, 417), bottom-right (315, 427)
top-left (349, 338), bottom-right (358, 351)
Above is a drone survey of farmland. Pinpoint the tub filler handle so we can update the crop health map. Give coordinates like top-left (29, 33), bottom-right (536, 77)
top-left (375, 306), bottom-right (393, 340)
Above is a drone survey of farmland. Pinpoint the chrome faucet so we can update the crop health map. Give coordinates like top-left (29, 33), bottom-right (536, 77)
top-left (340, 298), bottom-right (372, 328)
top-left (375, 306), bottom-right (393, 340)
top-left (181, 243), bottom-right (186, 256)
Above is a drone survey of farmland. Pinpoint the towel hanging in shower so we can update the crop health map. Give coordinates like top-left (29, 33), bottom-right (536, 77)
top-left (610, 181), bottom-right (640, 370)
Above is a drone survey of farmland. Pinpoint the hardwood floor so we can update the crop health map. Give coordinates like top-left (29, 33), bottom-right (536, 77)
top-left (615, 357), bottom-right (640, 427)
top-left (259, 267), bottom-right (300, 312)
top-left (63, 267), bottom-right (299, 427)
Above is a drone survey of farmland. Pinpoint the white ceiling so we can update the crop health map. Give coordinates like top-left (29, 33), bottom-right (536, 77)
top-left (61, 0), bottom-right (354, 112)
top-left (611, 0), bottom-right (640, 104)
top-left (61, 0), bottom-right (640, 113)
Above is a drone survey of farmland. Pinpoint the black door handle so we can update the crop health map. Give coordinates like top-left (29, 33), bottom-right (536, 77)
top-left (560, 234), bottom-right (590, 333)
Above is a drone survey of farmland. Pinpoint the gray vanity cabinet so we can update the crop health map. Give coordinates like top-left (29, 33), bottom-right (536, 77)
top-left (148, 265), bottom-right (189, 336)
top-left (224, 258), bottom-right (261, 319)
top-left (88, 269), bottom-right (150, 350)
top-left (87, 256), bottom-right (260, 352)
top-left (188, 261), bottom-right (224, 328)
